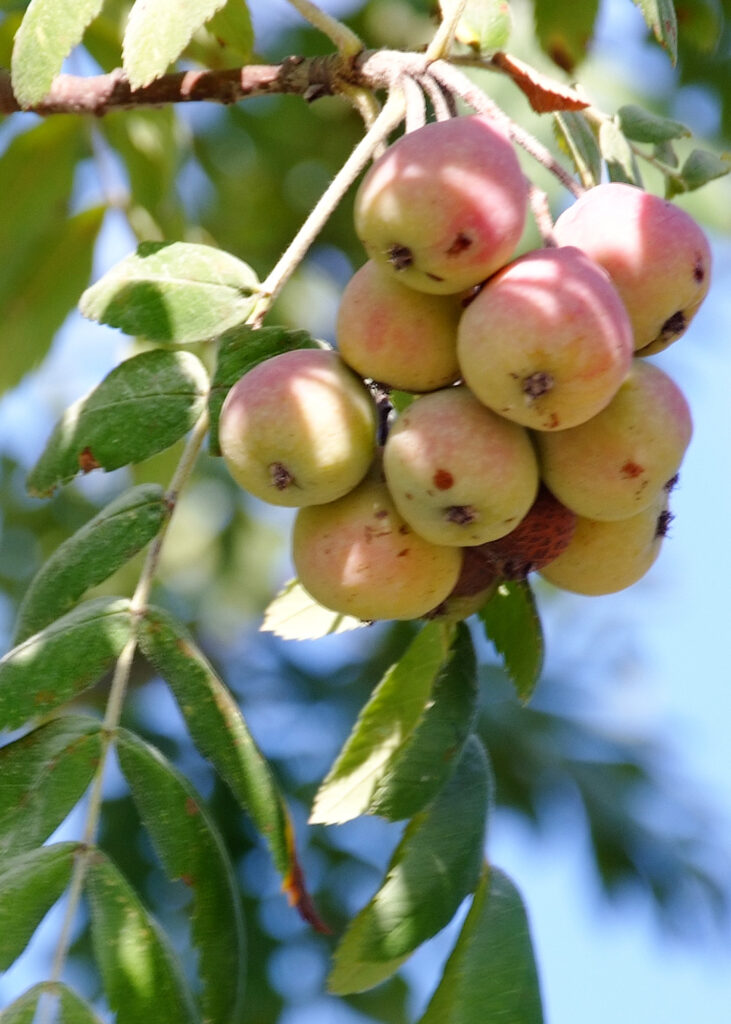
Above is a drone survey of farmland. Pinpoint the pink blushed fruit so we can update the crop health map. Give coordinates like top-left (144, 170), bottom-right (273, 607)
top-left (553, 182), bottom-right (711, 353)
top-left (457, 246), bottom-right (633, 430)
top-left (354, 115), bottom-right (528, 295)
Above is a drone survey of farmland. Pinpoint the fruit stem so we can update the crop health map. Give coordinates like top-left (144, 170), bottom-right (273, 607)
top-left (285, 0), bottom-right (364, 57)
top-left (529, 184), bottom-right (557, 246)
top-left (425, 0), bottom-right (469, 62)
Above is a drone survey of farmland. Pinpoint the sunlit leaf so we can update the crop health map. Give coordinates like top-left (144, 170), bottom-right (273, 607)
top-left (209, 325), bottom-right (321, 455)
top-left (80, 241), bottom-right (259, 343)
top-left (15, 484), bottom-right (167, 643)
top-left (205, 0), bottom-right (253, 60)
top-left (0, 843), bottom-right (77, 970)
top-left (418, 867), bottom-right (544, 1024)
top-left (11, 0), bottom-right (105, 106)
top-left (0, 715), bottom-right (102, 857)
top-left (328, 736), bottom-right (491, 994)
top-left (138, 605), bottom-right (326, 931)
top-left (261, 578), bottom-right (366, 641)
top-left (632, 0), bottom-right (678, 64)
top-left (478, 582), bottom-right (544, 703)
top-left (616, 104), bottom-right (689, 143)
top-left (599, 118), bottom-right (642, 185)
top-left (124, 0), bottom-right (229, 88)
top-left (0, 598), bottom-right (133, 731)
top-left (86, 851), bottom-right (199, 1024)
top-left (448, 0), bottom-right (512, 52)
top-left (533, 0), bottom-right (600, 71)
top-left (553, 111), bottom-right (602, 188)
top-left (116, 728), bottom-right (245, 1024)
top-left (27, 350), bottom-right (208, 497)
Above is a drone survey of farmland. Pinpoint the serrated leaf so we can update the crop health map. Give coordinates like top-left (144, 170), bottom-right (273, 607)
top-left (479, 582), bottom-right (544, 703)
top-left (678, 147), bottom-right (730, 190)
top-left (80, 241), bottom-right (259, 343)
top-left (123, 0), bottom-right (229, 88)
top-left (116, 728), bottom-right (245, 1024)
top-left (328, 736), bottom-right (491, 994)
top-left (138, 605), bottom-right (326, 931)
top-left (534, 0), bottom-right (600, 71)
top-left (0, 982), bottom-right (107, 1024)
top-left (0, 843), bottom-right (77, 970)
top-left (553, 111), bottom-right (602, 187)
top-left (260, 578), bottom-right (366, 641)
top-left (313, 623), bottom-right (478, 825)
top-left (15, 485), bottom-right (167, 643)
top-left (310, 623), bottom-right (454, 826)
top-left (27, 349), bottom-right (208, 497)
top-left (209, 325), bottom-right (321, 455)
top-left (11, 0), bottom-right (105, 106)
top-left (599, 118), bottom-right (642, 185)
top-left (86, 851), bottom-right (198, 1024)
top-left (632, 0), bottom-right (678, 64)
top-left (0, 598), bottom-right (133, 731)
top-left (448, 0), bottom-right (512, 52)
top-left (0, 715), bottom-right (102, 858)
top-left (418, 867), bottom-right (544, 1024)
top-left (616, 103), bottom-right (689, 143)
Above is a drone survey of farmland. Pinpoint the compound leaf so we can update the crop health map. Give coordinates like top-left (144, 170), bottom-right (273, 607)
top-left (27, 349), bottom-right (208, 497)
top-left (260, 578), bottom-right (366, 641)
top-left (123, 0), bottom-right (229, 89)
top-left (478, 582), bottom-right (544, 703)
top-left (418, 867), bottom-right (544, 1024)
top-left (15, 484), bottom-right (167, 643)
top-left (0, 843), bottom-right (78, 971)
top-left (86, 852), bottom-right (198, 1024)
top-left (328, 736), bottom-right (491, 994)
top-left (0, 598), bottom-right (133, 731)
top-left (116, 728), bottom-right (245, 1024)
top-left (0, 715), bottom-right (102, 858)
top-left (80, 240), bottom-right (258, 343)
top-left (11, 0), bottom-right (105, 106)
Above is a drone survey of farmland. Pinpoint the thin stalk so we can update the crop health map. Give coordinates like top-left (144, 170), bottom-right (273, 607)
top-left (285, 0), bottom-right (363, 56)
top-left (425, 0), bottom-right (468, 62)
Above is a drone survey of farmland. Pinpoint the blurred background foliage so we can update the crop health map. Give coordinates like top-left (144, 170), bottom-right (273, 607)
top-left (0, 0), bottom-right (730, 1020)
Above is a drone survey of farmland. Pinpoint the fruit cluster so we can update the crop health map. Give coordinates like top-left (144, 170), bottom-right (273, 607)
top-left (219, 115), bottom-right (708, 623)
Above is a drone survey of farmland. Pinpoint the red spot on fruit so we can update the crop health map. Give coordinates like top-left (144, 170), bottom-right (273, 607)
top-left (621, 460), bottom-right (644, 479)
top-left (693, 257), bottom-right (705, 283)
top-left (433, 468), bottom-right (454, 490)
top-left (397, 548), bottom-right (409, 557)
top-left (398, 524), bottom-right (410, 535)
top-left (374, 509), bottom-right (388, 519)
top-left (446, 232), bottom-right (472, 256)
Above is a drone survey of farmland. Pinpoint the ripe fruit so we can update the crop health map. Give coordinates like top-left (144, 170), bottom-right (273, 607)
top-left (539, 493), bottom-right (671, 596)
top-left (292, 467), bottom-right (461, 621)
top-left (336, 260), bottom-right (461, 392)
top-left (535, 359), bottom-right (692, 520)
top-left (553, 182), bottom-right (711, 354)
top-left (457, 246), bottom-right (633, 430)
top-left (354, 115), bottom-right (528, 295)
top-left (383, 386), bottom-right (539, 546)
top-left (472, 485), bottom-right (578, 579)
top-left (219, 348), bottom-right (376, 507)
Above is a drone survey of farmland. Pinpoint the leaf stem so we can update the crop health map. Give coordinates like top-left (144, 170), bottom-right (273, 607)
top-left (285, 0), bottom-right (364, 56)
top-left (425, 0), bottom-right (468, 62)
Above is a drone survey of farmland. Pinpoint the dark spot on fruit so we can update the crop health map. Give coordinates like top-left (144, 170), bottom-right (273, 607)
top-left (445, 505), bottom-right (477, 525)
top-left (665, 472), bottom-right (680, 493)
top-left (433, 468), bottom-right (454, 490)
top-left (399, 524), bottom-right (410, 535)
top-left (545, 412), bottom-right (560, 429)
top-left (425, 271), bottom-right (445, 282)
top-left (404, 492), bottom-right (413, 500)
top-left (374, 509), bottom-right (388, 519)
top-left (397, 548), bottom-right (409, 557)
top-left (522, 371), bottom-right (555, 400)
top-left (269, 462), bottom-right (294, 490)
top-left (621, 460), bottom-right (644, 479)
top-left (656, 509), bottom-right (674, 539)
top-left (693, 257), bottom-right (705, 283)
top-left (446, 232), bottom-right (472, 256)
top-left (388, 243), bottom-right (413, 271)
top-left (659, 310), bottom-right (686, 342)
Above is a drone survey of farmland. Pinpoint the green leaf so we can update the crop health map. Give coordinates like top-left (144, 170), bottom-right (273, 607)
top-left (15, 484), bottom-right (167, 643)
top-left (0, 982), bottom-right (107, 1024)
top-left (0, 597), bottom-right (133, 731)
top-left (0, 843), bottom-right (77, 970)
top-left (328, 736), bottom-right (491, 994)
top-left (310, 623), bottom-right (453, 825)
top-left (0, 715), bottom-right (102, 857)
top-left (209, 324), bottom-right (321, 455)
top-left (599, 118), bottom-right (642, 185)
top-left (451, 0), bottom-right (512, 52)
top-left (123, 0), bottom-right (229, 88)
top-left (533, 0), bottom-right (600, 71)
top-left (553, 111), bottom-right (602, 188)
top-left (205, 0), bottom-right (254, 60)
top-left (418, 867), bottom-right (544, 1024)
top-left (138, 605), bottom-right (325, 929)
top-left (116, 728), bottom-right (245, 1024)
top-left (85, 852), bottom-right (199, 1024)
top-left (312, 623), bottom-right (478, 824)
top-left (654, 139), bottom-right (679, 168)
top-left (0, 985), bottom-right (40, 1024)
top-left (678, 147), bottom-right (730, 190)
top-left (55, 984), bottom-right (108, 1024)
top-left (479, 582), bottom-right (544, 703)
top-left (11, 0), bottom-right (105, 106)
top-left (260, 578), bottom-right (367, 641)
top-left (616, 104), bottom-right (689, 143)
top-left (80, 241), bottom-right (259, 343)
top-left (27, 349), bottom-right (208, 497)
top-left (632, 0), bottom-right (678, 64)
